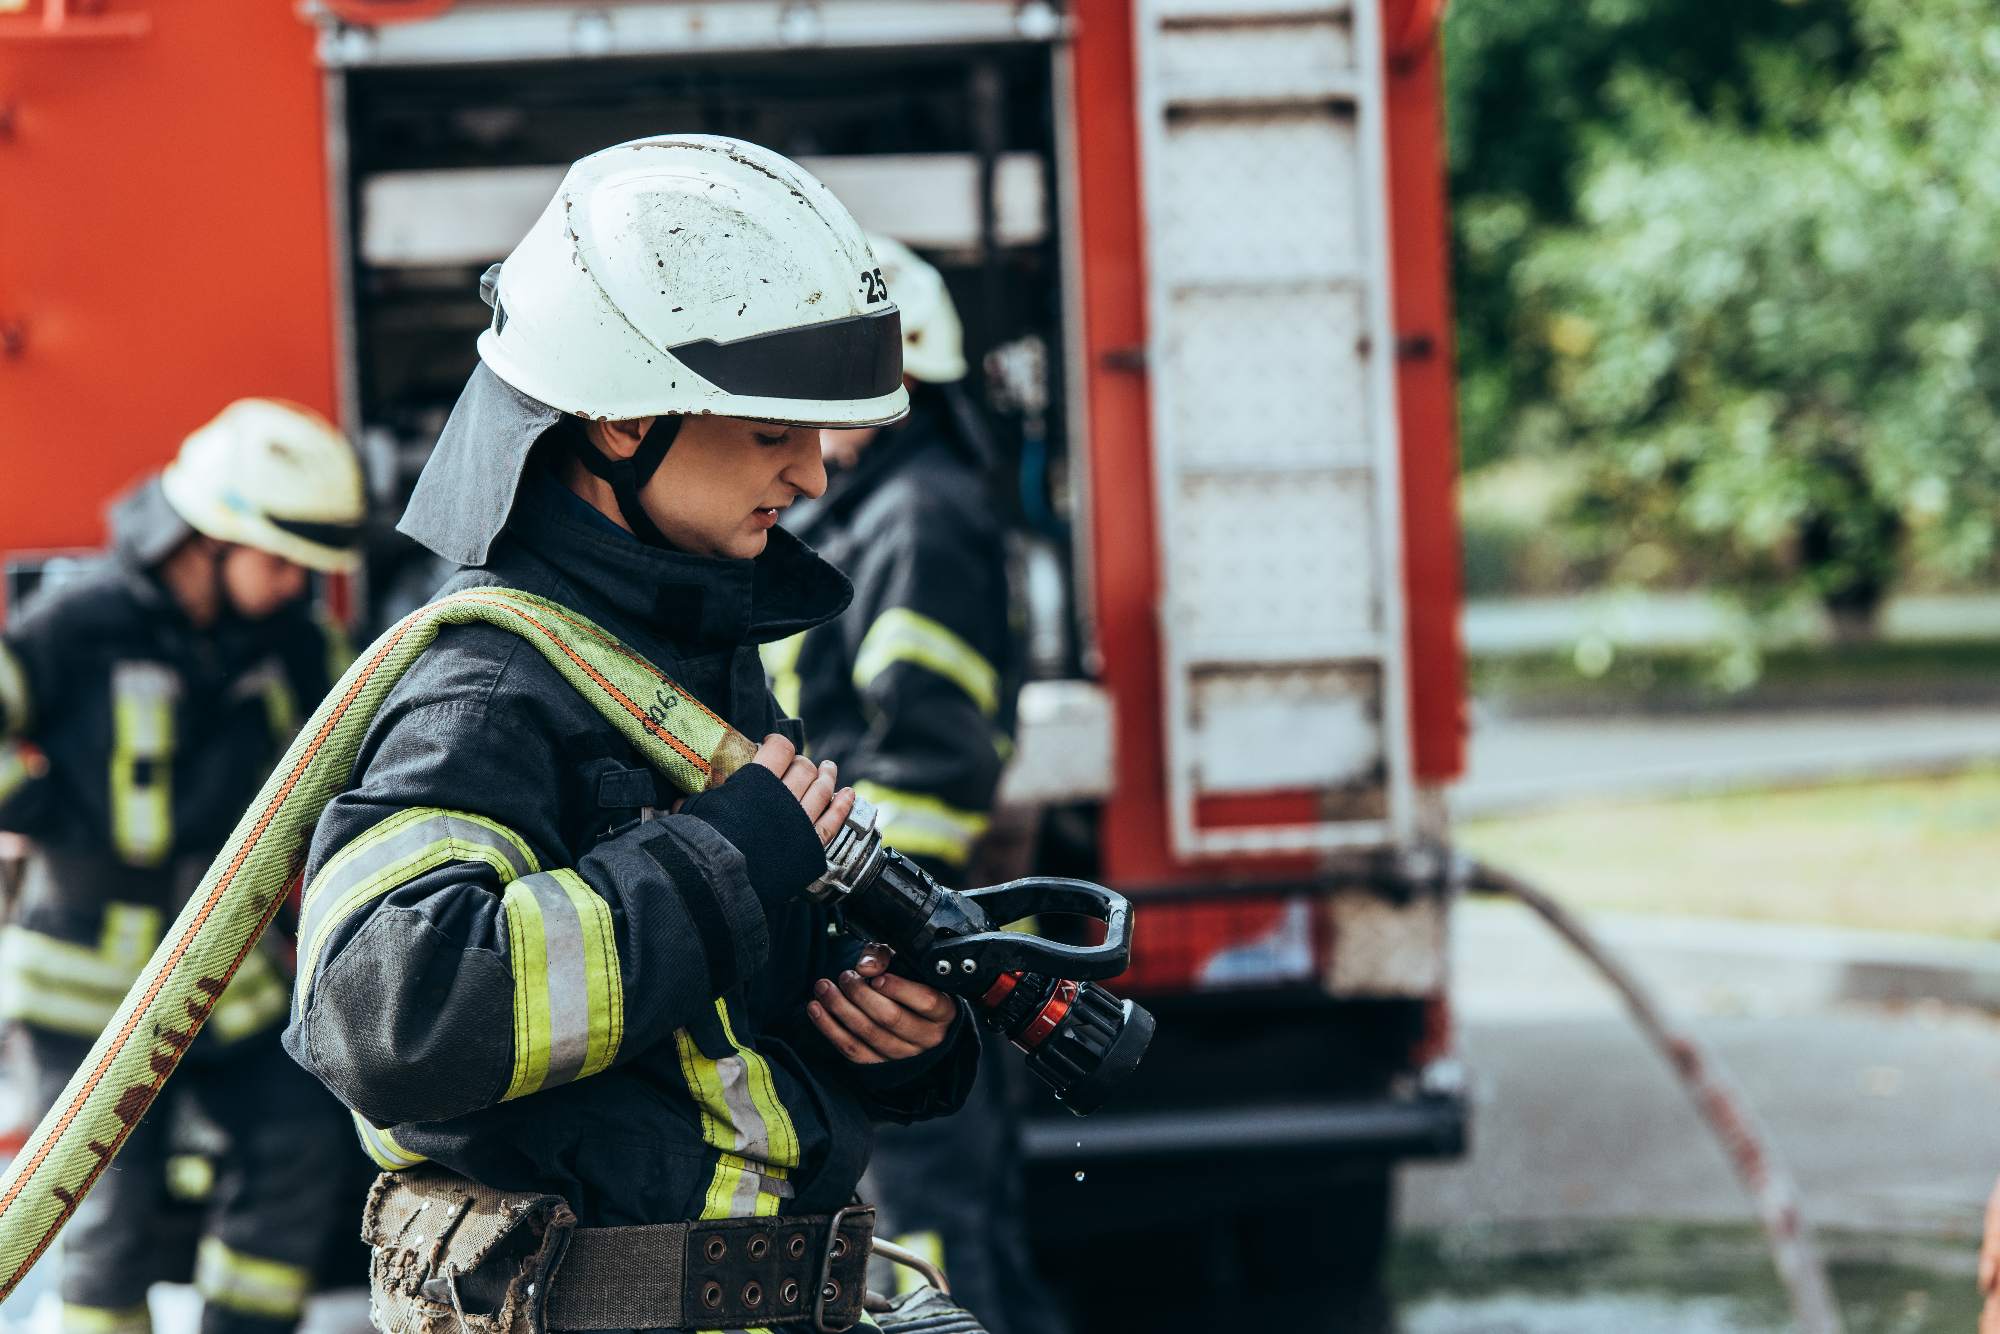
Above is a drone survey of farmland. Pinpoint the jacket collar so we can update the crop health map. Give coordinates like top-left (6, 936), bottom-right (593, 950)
top-left (502, 461), bottom-right (851, 655)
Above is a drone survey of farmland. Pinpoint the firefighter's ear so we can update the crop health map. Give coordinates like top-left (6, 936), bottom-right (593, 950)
top-left (581, 416), bottom-right (657, 461)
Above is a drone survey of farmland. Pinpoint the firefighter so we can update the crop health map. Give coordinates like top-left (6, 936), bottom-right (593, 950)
top-left (281, 137), bottom-right (980, 1334)
top-left (776, 236), bottom-right (1068, 1334)
top-left (0, 399), bottom-right (365, 1334)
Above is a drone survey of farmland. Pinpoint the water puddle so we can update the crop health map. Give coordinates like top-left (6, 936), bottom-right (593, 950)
top-left (1390, 1222), bottom-right (1979, 1334)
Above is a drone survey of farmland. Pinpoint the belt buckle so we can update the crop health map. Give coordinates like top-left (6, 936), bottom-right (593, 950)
top-left (811, 1205), bottom-right (863, 1333)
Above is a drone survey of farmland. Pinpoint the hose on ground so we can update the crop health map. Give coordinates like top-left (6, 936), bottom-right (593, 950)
top-left (1461, 857), bottom-right (1844, 1334)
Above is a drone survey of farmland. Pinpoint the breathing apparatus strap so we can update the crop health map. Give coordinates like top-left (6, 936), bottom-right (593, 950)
top-left (565, 417), bottom-right (682, 549)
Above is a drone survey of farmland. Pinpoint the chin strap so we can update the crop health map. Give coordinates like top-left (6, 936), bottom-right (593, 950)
top-left (566, 417), bottom-right (683, 548)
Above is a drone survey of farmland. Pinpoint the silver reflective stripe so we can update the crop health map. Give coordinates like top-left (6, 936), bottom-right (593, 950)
top-left (521, 872), bottom-right (591, 1088)
top-left (297, 809), bottom-right (537, 989)
top-left (715, 1054), bottom-right (773, 1162)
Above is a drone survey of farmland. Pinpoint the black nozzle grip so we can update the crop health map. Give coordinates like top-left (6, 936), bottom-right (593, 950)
top-left (924, 878), bottom-right (1134, 988)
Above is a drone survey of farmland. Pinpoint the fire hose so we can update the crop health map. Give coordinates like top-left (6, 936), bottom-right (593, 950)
top-left (1464, 859), bottom-right (1843, 1334)
top-left (0, 587), bottom-right (1152, 1298)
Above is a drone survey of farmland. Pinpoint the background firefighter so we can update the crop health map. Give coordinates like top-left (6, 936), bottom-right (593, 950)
top-left (0, 400), bottom-right (364, 1334)
top-left (774, 237), bottom-right (1065, 1334)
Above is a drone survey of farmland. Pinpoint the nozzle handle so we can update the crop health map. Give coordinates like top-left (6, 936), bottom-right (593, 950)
top-left (924, 877), bottom-right (1134, 984)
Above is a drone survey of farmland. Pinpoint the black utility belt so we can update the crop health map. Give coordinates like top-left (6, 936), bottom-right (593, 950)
top-left (543, 1210), bottom-right (875, 1330)
top-left (363, 1164), bottom-right (874, 1334)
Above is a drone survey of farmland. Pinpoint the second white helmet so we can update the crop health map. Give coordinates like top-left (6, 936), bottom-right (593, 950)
top-left (481, 136), bottom-right (909, 428)
top-left (161, 399), bottom-right (364, 573)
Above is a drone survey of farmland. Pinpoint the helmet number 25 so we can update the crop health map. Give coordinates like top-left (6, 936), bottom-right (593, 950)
top-left (860, 269), bottom-right (889, 303)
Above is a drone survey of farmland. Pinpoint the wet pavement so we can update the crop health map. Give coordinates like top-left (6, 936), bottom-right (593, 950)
top-left (1390, 898), bottom-right (2000, 1330)
top-left (1391, 1222), bottom-right (1979, 1334)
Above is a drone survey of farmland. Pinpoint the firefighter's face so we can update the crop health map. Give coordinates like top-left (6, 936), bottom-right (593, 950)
top-left (645, 416), bottom-right (827, 558)
top-left (578, 414), bottom-right (826, 559)
top-left (222, 545), bottom-right (310, 621)
top-left (820, 426), bottom-right (880, 469)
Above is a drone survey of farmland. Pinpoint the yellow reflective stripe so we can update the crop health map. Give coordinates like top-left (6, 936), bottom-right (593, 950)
top-left (852, 782), bottom-right (989, 868)
top-left (319, 609), bottom-right (356, 685)
top-left (351, 1110), bottom-right (428, 1171)
top-left (260, 674), bottom-right (299, 744)
top-left (852, 608), bottom-right (998, 717)
top-left (892, 1230), bottom-right (945, 1297)
top-left (61, 1303), bottom-right (151, 1334)
top-left (165, 1153), bottom-right (215, 1202)
top-left (208, 941), bottom-right (290, 1044)
top-left (0, 641), bottom-right (31, 737)
top-left (0, 740), bottom-right (47, 806)
top-left (110, 661), bottom-right (177, 867)
top-left (195, 1238), bottom-right (311, 1320)
top-left (759, 632), bottom-right (806, 721)
top-left (297, 807), bottom-right (538, 1005)
top-left (0, 903), bottom-right (163, 1037)
top-left (716, 998), bottom-right (800, 1170)
top-left (676, 999), bottom-right (802, 1219)
top-left (500, 869), bottom-right (624, 1101)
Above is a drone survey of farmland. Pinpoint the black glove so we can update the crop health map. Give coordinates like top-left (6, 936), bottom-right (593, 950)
top-left (680, 762), bottom-right (826, 914)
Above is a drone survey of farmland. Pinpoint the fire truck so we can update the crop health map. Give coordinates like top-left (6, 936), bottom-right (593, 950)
top-left (0, 0), bottom-right (1465, 1322)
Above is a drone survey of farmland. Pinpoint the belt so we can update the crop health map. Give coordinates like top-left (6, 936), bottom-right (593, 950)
top-left (366, 1163), bottom-right (874, 1334)
top-left (540, 1206), bottom-right (875, 1331)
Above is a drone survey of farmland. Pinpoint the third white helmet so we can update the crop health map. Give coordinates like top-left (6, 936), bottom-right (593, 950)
top-left (480, 136), bottom-right (909, 428)
top-left (867, 235), bottom-right (967, 385)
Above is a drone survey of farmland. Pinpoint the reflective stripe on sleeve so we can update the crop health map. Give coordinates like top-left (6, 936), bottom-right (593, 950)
top-left (0, 902), bottom-right (163, 1038)
top-left (851, 608), bottom-right (999, 717)
top-left (351, 1111), bottom-right (429, 1171)
top-left (676, 999), bottom-right (802, 1219)
top-left (296, 807), bottom-right (540, 1008)
top-left (110, 661), bottom-right (178, 868)
top-left (501, 870), bottom-right (624, 1101)
top-left (207, 942), bottom-right (291, 1044)
top-left (0, 642), bottom-right (30, 738)
top-left (195, 1238), bottom-right (311, 1320)
top-left (851, 781), bottom-right (990, 869)
top-left (61, 1303), bottom-right (151, 1334)
top-left (758, 632), bottom-right (806, 721)
top-left (319, 608), bottom-right (357, 684)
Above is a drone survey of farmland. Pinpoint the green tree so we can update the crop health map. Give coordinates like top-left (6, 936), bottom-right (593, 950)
top-left (1444, 0), bottom-right (1856, 472)
top-left (1507, 0), bottom-right (2000, 634)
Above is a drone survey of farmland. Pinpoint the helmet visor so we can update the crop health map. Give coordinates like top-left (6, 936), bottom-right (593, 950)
top-left (269, 515), bottom-right (363, 553)
top-left (669, 307), bottom-right (902, 402)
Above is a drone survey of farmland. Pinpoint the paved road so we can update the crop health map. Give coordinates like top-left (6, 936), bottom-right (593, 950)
top-left (1454, 705), bottom-right (2000, 818)
top-left (1399, 900), bottom-right (2000, 1238)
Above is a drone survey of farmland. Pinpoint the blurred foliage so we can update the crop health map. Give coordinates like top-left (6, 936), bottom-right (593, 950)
top-left (1448, 0), bottom-right (2000, 621)
top-left (1445, 0), bottom-right (1858, 475)
top-left (1471, 639), bottom-right (2000, 714)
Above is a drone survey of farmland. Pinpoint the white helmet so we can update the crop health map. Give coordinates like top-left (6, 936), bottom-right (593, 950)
top-left (867, 235), bottom-right (966, 384)
top-left (160, 399), bottom-right (364, 573)
top-left (479, 135), bottom-right (909, 428)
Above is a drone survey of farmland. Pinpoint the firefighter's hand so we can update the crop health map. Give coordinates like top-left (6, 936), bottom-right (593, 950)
top-left (750, 734), bottom-right (855, 846)
top-left (808, 947), bottom-right (957, 1064)
top-left (1980, 1168), bottom-right (2000, 1332)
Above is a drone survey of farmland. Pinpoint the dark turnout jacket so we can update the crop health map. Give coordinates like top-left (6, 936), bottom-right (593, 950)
top-left (284, 466), bottom-right (979, 1228)
top-left (776, 388), bottom-right (1014, 880)
top-left (0, 478), bottom-right (331, 1044)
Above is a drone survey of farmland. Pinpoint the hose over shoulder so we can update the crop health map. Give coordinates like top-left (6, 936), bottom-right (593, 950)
top-left (0, 589), bottom-right (754, 1296)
